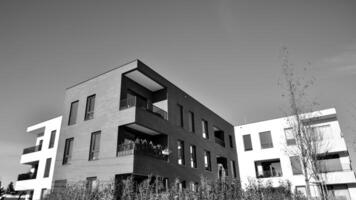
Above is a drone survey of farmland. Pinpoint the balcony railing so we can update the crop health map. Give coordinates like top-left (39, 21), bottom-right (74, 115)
top-left (23, 145), bottom-right (42, 154)
top-left (17, 172), bottom-right (36, 181)
top-left (318, 159), bottom-right (352, 173)
top-left (119, 96), bottom-right (168, 120)
top-left (117, 141), bottom-right (168, 161)
top-left (215, 137), bottom-right (225, 147)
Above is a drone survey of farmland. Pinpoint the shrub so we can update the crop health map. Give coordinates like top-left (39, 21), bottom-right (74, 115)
top-left (44, 176), bottom-right (306, 200)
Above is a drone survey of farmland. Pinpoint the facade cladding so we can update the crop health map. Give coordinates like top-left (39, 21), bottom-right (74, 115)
top-left (235, 108), bottom-right (356, 200)
top-left (53, 60), bottom-right (239, 189)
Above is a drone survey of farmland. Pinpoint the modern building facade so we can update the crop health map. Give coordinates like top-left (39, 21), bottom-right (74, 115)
top-left (52, 60), bottom-right (238, 192)
top-left (15, 116), bottom-right (62, 200)
top-left (235, 108), bottom-right (356, 200)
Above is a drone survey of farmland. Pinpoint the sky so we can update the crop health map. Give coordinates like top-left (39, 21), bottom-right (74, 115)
top-left (0, 0), bottom-right (356, 187)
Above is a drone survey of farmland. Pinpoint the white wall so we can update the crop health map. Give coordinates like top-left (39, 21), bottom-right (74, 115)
top-left (235, 108), bottom-right (356, 199)
top-left (15, 116), bottom-right (62, 200)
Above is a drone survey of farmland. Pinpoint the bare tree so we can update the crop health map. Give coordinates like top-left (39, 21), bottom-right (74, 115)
top-left (279, 47), bottom-right (331, 200)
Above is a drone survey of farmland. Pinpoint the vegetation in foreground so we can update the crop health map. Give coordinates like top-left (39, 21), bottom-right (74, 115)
top-left (43, 176), bottom-right (307, 200)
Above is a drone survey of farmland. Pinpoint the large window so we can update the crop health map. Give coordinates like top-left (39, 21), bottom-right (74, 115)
top-left (177, 104), bottom-right (184, 128)
top-left (259, 131), bottom-right (273, 149)
top-left (68, 100), bottom-right (79, 125)
top-left (188, 111), bottom-right (195, 133)
top-left (230, 160), bottom-right (237, 178)
top-left (255, 159), bottom-right (282, 178)
top-left (190, 145), bottom-right (197, 168)
top-left (284, 128), bottom-right (296, 146)
top-left (63, 138), bottom-right (74, 165)
top-left (89, 131), bottom-right (101, 161)
top-left (312, 125), bottom-right (333, 141)
top-left (43, 158), bottom-right (52, 178)
top-left (84, 94), bottom-right (96, 120)
top-left (204, 150), bottom-right (211, 171)
top-left (177, 140), bottom-right (185, 165)
top-left (229, 135), bottom-right (234, 148)
top-left (243, 134), bottom-right (252, 151)
top-left (86, 177), bottom-right (98, 192)
top-left (290, 156), bottom-right (303, 175)
top-left (201, 120), bottom-right (209, 139)
top-left (48, 130), bottom-right (56, 149)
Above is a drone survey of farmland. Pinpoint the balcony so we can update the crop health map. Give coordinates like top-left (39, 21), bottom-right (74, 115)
top-left (17, 172), bottom-right (36, 181)
top-left (22, 145), bottom-right (42, 155)
top-left (117, 140), bottom-right (168, 161)
top-left (120, 96), bottom-right (168, 120)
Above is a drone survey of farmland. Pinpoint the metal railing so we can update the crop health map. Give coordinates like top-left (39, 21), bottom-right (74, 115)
top-left (318, 160), bottom-right (352, 173)
top-left (215, 137), bottom-right (225, 147)
top-left (117, 142), bottom-right (168, 161)
top-left (22, 145), bottom-right (42, 154)
top-left (17, 172), bottom-right (36, 181)
top-left (119, 96), bottom-right (168, 120)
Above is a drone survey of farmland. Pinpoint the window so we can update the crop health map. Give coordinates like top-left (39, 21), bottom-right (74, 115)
top-left (290, 156), bottom-right (303, 175)
top-left (189, 182), bottom-right (198, 192)
top-left (44, 158), bottom-right (52, 178)
top-left (284, 128), bottom-right (296, 145)
top-left (229, 135), bottom-right (234, 148)
top-left (89, 131), bottom-right (101, 160)
top-left (86, 177), bottom-right (98, 192)
top-left (177, 104), bottom-right (184, 128)
top-left (63, 138), bottom-right (74, 165)
top-left (53, 179), bottom-right (67, 191)
top-left (188, 111), bottom-right (195, 132)
top-left (190, 145), bottom-right (197, 168)
top-left (68, 100), bottom-right (79, 125)
top-left (317, 154), bottom-right (342, 172)
top-left (243, 135), bottom-right (252, 151)
top-left (312, 125), bottom-right (332, 141)
top-left (204, 150), bottom-right (211, 171)
top-left (214, 127), bottom-right (225, 147)
top-left (84, 95), bottom-right (96, 120)
top-left (40, 188), bottom-right (47, 200)
top-left (259, 131), bottom-right (273, 149)
top-left (255, 159), bottom-right (282, 178)
top-left (48, 130), bottom-right (56, 149)
top-left (177, 140), bottom-right (185, 165)
top-left (230, 160), bottom-right (237, 178)
top-left (201, 120), bottom-right (209, 139)
top-left (295, 186), bottom-right (306, 196)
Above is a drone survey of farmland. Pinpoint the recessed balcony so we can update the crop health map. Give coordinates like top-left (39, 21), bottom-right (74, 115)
top-left (117, 141), bottom-right (168, 161)
top-left (22, 144), bottom-right (42, 155)
top-left (120, 96), bottom-right (168, 120)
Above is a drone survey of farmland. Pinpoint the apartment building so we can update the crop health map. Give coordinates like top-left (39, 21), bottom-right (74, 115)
top-left (52, 60), bottom-right (238, 192)
top-left (235, 108), bottom-right (356, 200)
top-left (15, 117), bottom-right (62, 200)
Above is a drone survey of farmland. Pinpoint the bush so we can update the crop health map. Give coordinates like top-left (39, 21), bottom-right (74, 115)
top-left (44, 176), bottom-right (306, 200)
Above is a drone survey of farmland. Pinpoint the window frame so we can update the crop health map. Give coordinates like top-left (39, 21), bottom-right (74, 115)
top-left (204, 150), bottom-right (212, 171)
top-left (177, 140), bottom-right (185, 165)
top-left (48, 130), bottom-right (56, 149)
top-left (188, 111), bottom-right (195, 133)
top-left (190, 145), bottom-right (197, 168)
top-left (89, 131), bottom-right (101, 161)
top-left (63, 137), bottom-right (74, 165)
top-left (201, 119), bottom-right (209, 139)
top-left (84, 94), bottom-right (96, 121)
top-left (243, 134), bottom-right (253, 151)
top-left (259, 131), bottom-right (273, 149)
top-left (68, 100), bottom-right (79, 126)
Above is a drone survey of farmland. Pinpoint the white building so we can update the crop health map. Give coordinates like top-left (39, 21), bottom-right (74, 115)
top-left (235, 108), bottom-right (356, 200)
top-left (15, 116), bottom-right (62, 200)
